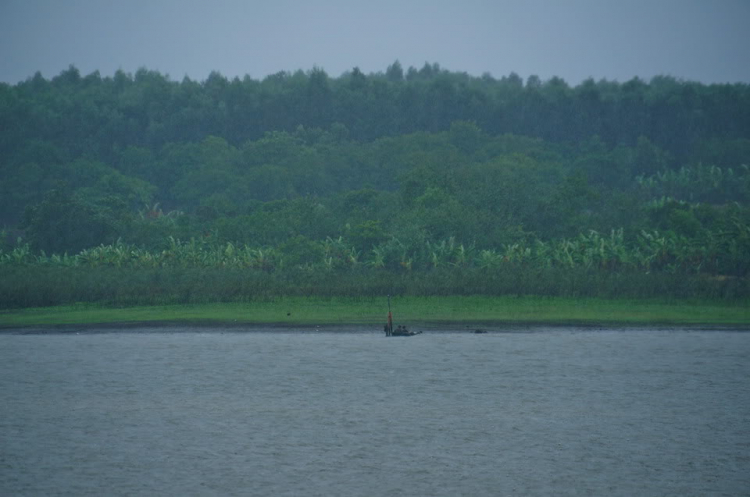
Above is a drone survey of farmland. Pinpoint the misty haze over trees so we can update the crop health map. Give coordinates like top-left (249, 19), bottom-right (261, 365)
top-left (1, 62), bottom-right (749, 306)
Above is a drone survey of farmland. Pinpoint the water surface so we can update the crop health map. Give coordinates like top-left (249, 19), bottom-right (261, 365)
top-left (1, 327), bottom-right (748, 496)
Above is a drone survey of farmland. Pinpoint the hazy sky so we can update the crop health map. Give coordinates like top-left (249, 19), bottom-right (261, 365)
top-left (1, 0), bottom-right (748, 85)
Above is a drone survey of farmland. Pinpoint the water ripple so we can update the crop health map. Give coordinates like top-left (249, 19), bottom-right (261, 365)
top-left (1, 329), bottom-right (748, 496)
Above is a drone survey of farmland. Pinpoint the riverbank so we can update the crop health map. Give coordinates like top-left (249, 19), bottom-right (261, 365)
top-left (2, 296), bottom-right (749, 329)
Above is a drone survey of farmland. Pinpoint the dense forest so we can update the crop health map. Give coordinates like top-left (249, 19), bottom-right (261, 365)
top-left (1, 62), bottom-right (749, 307)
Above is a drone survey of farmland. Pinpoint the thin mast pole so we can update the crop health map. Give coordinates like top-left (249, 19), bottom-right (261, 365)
top-left (387, 295), bottom-right (393, 336)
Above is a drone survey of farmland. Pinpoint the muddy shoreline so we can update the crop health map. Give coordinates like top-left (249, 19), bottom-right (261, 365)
top-left (2, 319), bottom-right (747, 334)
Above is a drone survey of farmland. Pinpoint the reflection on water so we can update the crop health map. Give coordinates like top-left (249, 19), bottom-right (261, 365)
top-left (1, 328), bottom-right (749, 496)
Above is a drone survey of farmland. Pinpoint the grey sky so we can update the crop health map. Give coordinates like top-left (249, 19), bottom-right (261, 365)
top-left (1, 0), bottom-right (748, 85)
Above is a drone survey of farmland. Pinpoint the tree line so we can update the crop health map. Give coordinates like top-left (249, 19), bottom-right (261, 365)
top-left (3, 62), bottom-right (749, 161)
top-left (1, 63), bottom-right (749, 305)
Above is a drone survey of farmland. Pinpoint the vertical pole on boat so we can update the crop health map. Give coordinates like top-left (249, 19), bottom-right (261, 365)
top-left (387, 295), bottom-right (393, 336)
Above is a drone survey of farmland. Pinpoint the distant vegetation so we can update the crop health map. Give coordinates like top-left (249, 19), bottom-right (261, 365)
top-left (1, 62), bottom-right (749, 307)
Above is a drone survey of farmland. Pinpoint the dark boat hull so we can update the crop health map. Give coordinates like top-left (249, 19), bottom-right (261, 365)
top-left (388, 330), bottom-right (422, 337)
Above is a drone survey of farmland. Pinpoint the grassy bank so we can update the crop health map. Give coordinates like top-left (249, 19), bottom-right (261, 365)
top-left (1, 296), bottom-right (748, 328)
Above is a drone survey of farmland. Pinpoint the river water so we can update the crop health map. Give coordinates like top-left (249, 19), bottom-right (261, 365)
top-left (1, 326), bottom-right (749, 496)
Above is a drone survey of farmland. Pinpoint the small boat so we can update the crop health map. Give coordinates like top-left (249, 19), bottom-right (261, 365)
top-left (384, 295), bottom-right (421, 337)
top-left (390, 325), bottom-right (421, 337)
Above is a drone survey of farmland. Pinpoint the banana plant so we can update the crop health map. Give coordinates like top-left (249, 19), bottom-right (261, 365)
top-left (476, 249), bottom-right (503, 269)
top-left (368, 246), bottom-right (386, 269)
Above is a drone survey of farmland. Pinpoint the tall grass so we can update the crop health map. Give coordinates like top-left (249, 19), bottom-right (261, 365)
top-left (0, 265), bottom-right (746, 310)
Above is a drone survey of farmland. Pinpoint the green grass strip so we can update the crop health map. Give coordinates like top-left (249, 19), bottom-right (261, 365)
top-left (1, 296), bottom-right (749, 328)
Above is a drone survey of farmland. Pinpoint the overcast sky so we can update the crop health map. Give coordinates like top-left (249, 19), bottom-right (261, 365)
top-left (1, 0), bottom-right (748, 86)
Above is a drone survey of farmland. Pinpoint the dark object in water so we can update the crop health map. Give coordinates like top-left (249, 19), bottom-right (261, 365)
top-left (390, 325), bottom-right (422, 337)
top-left (384, 295), bottom-right (421, 336)
top-left (384, 323), bottom-right (421, 337)
top-left (474, 329), bottom-right (488, 334)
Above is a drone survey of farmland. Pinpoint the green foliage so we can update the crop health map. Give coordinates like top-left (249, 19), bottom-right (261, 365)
top-left (2, 63), bottom-right (750, 306)
top-left (278, 235), bottom-right (324, 268)
top-left (2, 220), bottom-right (749, 309)
top-left (347, 220), bottom-right (388, 253)
top-left (21, 187), bottom-right (131, 254)
top-left (637, 164), bottom-right (750, 204)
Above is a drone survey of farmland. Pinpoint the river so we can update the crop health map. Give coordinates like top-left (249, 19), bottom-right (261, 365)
top-left (1, 326), bottom-right (748, 496)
